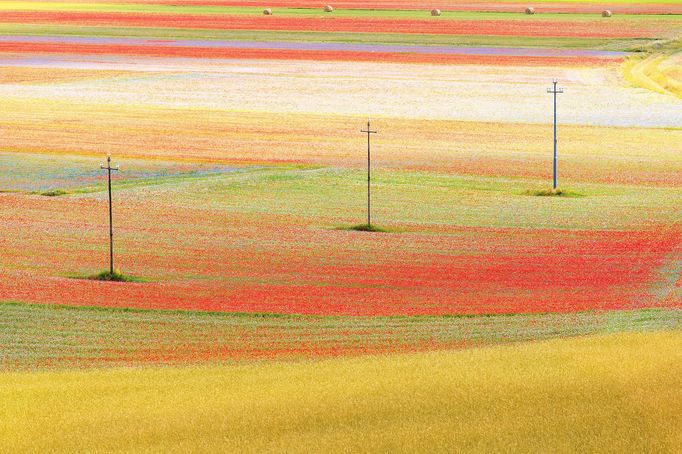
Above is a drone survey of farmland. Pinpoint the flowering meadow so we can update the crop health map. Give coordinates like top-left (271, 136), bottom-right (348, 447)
top-left (0, 1), bottom-right (680, 449)
top-left (0, 0), bottom-right (680, 362)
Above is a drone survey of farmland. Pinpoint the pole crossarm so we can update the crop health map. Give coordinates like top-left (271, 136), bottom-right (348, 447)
top-left (360, 127), bottom-right (378, 135)
top-left (100, 158), bottom-right (120, 172)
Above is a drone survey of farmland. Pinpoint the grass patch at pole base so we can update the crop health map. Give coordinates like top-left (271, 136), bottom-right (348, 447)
top-left (88, 270), bottom-right (144, 283)
top-left (522, 188), bottom-right (583, 198)
top-left (338, 223), bottom-right (390, 233)
top-left (38, 189), bottom-right (70, 197)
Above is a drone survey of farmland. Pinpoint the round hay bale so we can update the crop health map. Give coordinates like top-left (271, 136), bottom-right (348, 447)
top-left (602, 10), bottom-right (612, 17)
top-left (263, 8), bottom-right (273, 15)
top-left (324, 5), bottom-right (333, 12)
top-left (525, 7), bottom-right (535, 15)
top-left (431, 9), bottom-right (441, 16)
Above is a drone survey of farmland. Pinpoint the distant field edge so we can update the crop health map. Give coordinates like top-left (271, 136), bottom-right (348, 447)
top-left (0, 330), bottom-right (680, 453)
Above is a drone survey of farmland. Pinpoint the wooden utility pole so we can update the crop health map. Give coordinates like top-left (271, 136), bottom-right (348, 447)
top-left (360, 119), bottom-right (378, 227)
top-left (547, 79), bottom-right (564, 190)
top-left (100, 154), bottom-right (119, 274)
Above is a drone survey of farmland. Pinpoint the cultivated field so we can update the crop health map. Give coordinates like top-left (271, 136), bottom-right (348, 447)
top-left (0, 0), bottom-right (680, 450)
top-left (2, 332), bottom-right (681, 452)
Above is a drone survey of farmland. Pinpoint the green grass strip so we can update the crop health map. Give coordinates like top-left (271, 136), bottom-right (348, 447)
top-left (0, 23), bottom-right (652, 50)
top-left (1, 300), bottom-right (679, 371)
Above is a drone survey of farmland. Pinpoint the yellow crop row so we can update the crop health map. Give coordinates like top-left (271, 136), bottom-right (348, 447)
top-left (1, 331), bottom-right (680, 452)
top-left (624, 46), bottom-right (682, 99)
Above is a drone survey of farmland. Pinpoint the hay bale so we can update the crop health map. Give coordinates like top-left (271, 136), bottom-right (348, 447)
top-left (324, 5), bottom-right (333, 12)
top-left (263, 8), bottom-right (273, 15)
top-left (602, 10), bottom-right (612, 17)
top-left (431, 9), bottom-right (441, 17)
top-left (525, 7), bottom-right (535, 14)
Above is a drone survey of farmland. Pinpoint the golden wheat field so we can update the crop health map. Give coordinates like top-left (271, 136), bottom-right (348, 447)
top-left (1, 331), bottom-right (681, 453)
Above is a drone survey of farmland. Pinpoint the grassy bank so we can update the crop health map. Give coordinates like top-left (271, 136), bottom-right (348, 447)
top-left (2, 301), bottom-right (680, 370)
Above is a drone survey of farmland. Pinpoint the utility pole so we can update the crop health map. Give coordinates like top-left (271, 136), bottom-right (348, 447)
top-left (547, 79), bottom-right (564, 190)
top-left (360, 119), bottom-right (378, 227)
top-left (100, 154), bottom-right (119, 274)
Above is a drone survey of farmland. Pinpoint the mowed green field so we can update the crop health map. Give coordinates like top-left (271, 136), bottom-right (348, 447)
top-left (2, 302), bottom-right (680, 370)
top-left (3, 154), bottom-right (681, 230)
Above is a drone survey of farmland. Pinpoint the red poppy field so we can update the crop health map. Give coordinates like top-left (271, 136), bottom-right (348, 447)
top-left (0, 186), bottom-right (679, 316)
top-left (0, 1), bottom-right (680, 370)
